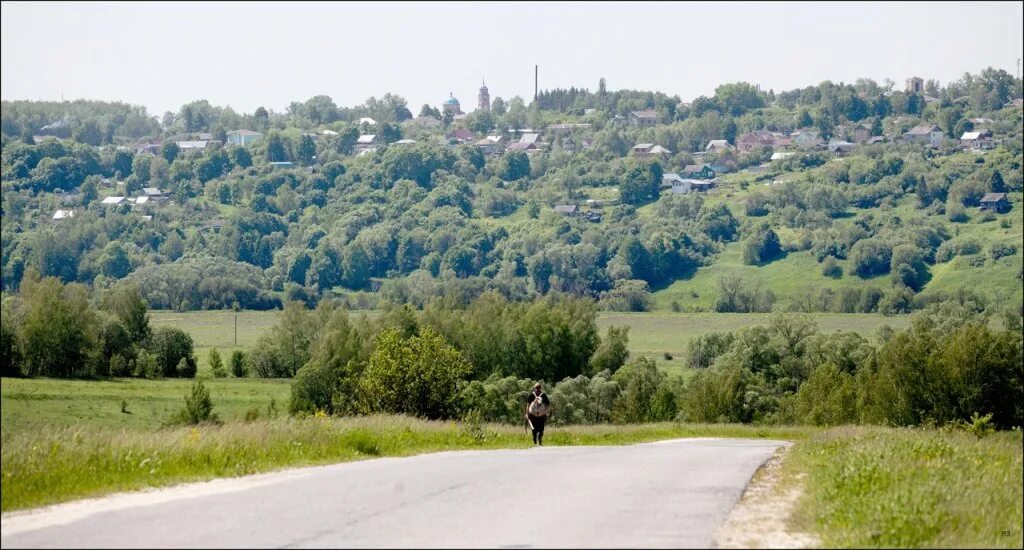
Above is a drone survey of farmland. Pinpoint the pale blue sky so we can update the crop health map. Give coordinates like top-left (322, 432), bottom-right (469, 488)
top-left (2, 1), bottom-right (1022, 117)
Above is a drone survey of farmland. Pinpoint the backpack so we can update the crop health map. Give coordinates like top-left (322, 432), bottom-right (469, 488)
top-left (528, 394), bottom-right (548, 416)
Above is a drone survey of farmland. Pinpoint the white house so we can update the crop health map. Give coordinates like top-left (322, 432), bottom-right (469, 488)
top-left (671, 179), bottom-right (715, 194)
top-left (903, 124), bottom-right (944, 148)
top-left (359, 117), bottom-right (377, 126)
top-left (51, 209), bottom-right (75, 221)
top-left (226, 130), bottom-right (263, 147)
top-left (959, 130), bottom-right (994, 150)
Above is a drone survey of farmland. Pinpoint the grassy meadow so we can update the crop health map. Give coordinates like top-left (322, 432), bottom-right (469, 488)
top-left (651, 180), bottom-right (1023, 313)
top-left (149, 310), bottom-right (913, 379)
top-left (0, 377), bottom-right (291, 433)
top-left (784, 426), bottom-right (1024, 549)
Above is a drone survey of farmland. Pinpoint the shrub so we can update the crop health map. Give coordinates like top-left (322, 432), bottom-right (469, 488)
top-left (230, 350), bottom-right (247, 377)
top-left (946, 201), bottom-right (969, 223)
top-left (132, 349), bottom-right (159, 379)
top-left (663, 352), bottom-right (673, 361)
top-left (989, 242), bottom-right (1017, 261)
top-left (209, 348), bottom-right (225, 378)
top-left (109, 354), bottom-right (130, 377)
top-left (821, 256), bottom-right (843, 279)
top-left (175, 357), bottom-right (197, 378)
top-left (166, 378), bottom-right (220, 425)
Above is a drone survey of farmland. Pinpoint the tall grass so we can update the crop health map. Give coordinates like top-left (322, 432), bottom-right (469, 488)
top-left (0, 415), bottom-right (814, 512)
top-left (784, 426), bottom-right (1024, 548)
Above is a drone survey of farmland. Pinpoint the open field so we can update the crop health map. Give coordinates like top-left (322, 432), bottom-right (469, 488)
top-left (785, 426), bottom-right (1023, 549)
top-left (0, 378), bottom-right (291, 433)
top-left (149, 310), bottom-right (913, 380)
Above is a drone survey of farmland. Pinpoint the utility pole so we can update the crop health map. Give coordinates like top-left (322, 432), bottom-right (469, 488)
top-left (234, 313), bottom-right (237, 346)
top-left (534, 65), bottom-right (538, 102)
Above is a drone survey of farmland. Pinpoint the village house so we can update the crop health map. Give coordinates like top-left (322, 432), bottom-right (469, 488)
top-left (903, 124), bottom-right (944, 148)
top-left (445, 128), bottom-right (475, 144)
top-left (473, 137), bottom-right (504, 156)
top-left (662, 172), bottom-right (685, 189)
top-left (631, 143), bottom-right (672, 159)
top-left (553, 204), bottom-right (579, 216)
top-left (135, 141), bottom-right (163, 155)
top-left (176, 140), bottom-right (216, 153)
top-left (506, 141), bottom-right (539, 154)
top-left (828, 139), bottom-right (856, 156)
top-left (960, 130), bottom-right (994, 150)
top-left (770, 152), bottom-right (795, 161)
top-left (628, 109), bottom-right (659, 127)
top-left (226, 129), bottom-right (263, 147)
top-left (736, 130), bottom-right (776, 152)
top-left (101, 196), bottom-right (126, 206)
top-left (141, 187), bottom-right (168, 203)
top-left (671, 179), bottom-right (715, 194)
top-left (705, 140), bottom-right (733, 154)
top-left (51, 209), bottom-right (75, 222)
top-left (851, 123), bottom-right (872, 144)
top-left (356, 134), bottom-right (377, 151)
top-left (359, 117), bottom-right (377, 126)
top-left (866, 135), bottom-right (887, 145)
top-left (680, 164), bottom-right (715, 179)
top-left (709, 150), bottom-right (738, 174)
top-left (270, 161), bottom-right (296, 168)
top-left (792, 129), bottom-right (824, 150)
top-left (979, 193), bottom-right (1010, 213)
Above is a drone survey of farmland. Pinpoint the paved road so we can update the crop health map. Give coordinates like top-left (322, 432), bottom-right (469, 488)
top-left (1, 438), bottom-right (784, 549)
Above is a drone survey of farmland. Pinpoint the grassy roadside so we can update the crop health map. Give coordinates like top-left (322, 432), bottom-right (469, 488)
top-left (781, 426), bottom-right (1024, 549)
top-left (0, 415), bottom-right (815, 512)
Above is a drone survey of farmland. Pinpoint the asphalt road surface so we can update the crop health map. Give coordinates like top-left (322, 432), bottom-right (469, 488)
top-left (1, 438), bottom-right (785, 549)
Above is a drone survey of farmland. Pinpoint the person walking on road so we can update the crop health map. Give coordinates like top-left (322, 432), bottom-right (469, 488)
top-left (525, 383), bottom-right (551, 446)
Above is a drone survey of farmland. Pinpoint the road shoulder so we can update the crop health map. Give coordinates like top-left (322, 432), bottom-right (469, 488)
top-left (714, 443), bottom-right (820, 549)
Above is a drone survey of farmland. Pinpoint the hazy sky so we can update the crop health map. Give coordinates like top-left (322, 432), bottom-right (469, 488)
top-left (2, 1), bottom-right (1022, 118)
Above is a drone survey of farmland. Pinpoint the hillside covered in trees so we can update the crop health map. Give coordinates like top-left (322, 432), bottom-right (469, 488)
top-left (1, 68), bottom-right (1021, 317)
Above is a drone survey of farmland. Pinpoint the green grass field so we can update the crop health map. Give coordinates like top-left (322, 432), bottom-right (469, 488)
top-left (0, 377), bottom-right (291, 433)
top-left (785, 426), bottom-right (1023, 549)
top-left (149, 310), bottom-right (913, 380)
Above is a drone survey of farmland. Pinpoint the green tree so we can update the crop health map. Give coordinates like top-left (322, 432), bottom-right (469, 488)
top-left (501, 150), bottom-right (531, 181)
top-left (589, 326), bottom-right (630, 374)
top-left (230, 350), bottom-right (247, 377)
top-left (209, 348), bottom-right (226, 378)
top-left (101, 284), bottom-right (151, 344)
top-left (149, 326), bottom-right (196, 378)
top-left (168, 378), bottom-right (220, 425)
top-left (161, 142), bottom-right (180, 163)
top-left (359, 327), bottom-right (472, 418)
top-left (990, 170), bottom-right (1006, 193)
top-left (18, 275), bottom-right (97, 378)
top-left (296, 134), bottom-right (317, 165)
top-left (265, 131), bottom-right (290, 162)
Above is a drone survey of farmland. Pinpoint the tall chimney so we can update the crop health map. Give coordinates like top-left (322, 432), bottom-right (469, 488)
top-left (535, 65), bottom-right (538, 101)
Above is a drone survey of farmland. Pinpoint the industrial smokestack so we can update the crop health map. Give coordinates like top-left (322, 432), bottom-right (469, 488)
top-left (535, 65), bottom-right (538, 101)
